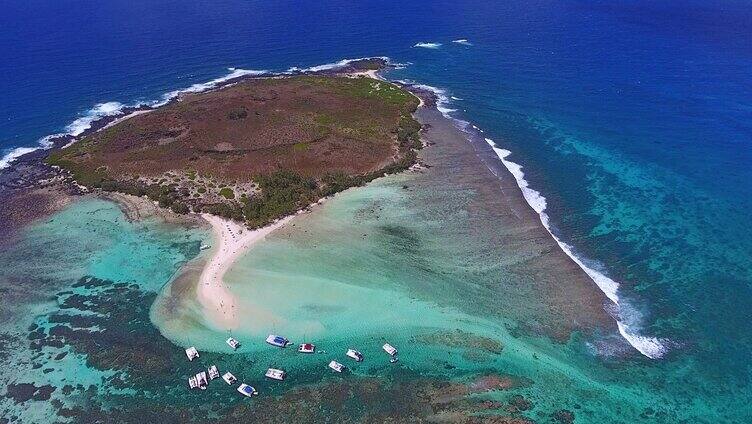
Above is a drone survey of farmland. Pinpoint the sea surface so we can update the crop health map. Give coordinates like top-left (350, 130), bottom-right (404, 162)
top-left (1, 0), bottom-right (751, 422)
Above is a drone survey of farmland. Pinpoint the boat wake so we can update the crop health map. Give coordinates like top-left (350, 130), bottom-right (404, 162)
top-left (406, 81), bottom-right (669, 359)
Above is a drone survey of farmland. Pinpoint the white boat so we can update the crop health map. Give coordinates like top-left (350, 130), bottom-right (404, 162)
top-left (222, 372), bottom-right (237, 385)
top-left (195, 371), bottom-right (208, 390)
top-left (237, 383), bottom-right (258, 397)
top-left (346, 349), bottom-right (363, 362)
top-left (208, 365), bottom-right (220, 380)
top-left (265, 368), bottom-right (286, 381)
top-left (328, 360), bottom-right (344, 373)
top-left (266, 334), bottom-right (290, 348)
top-left (298, 343), bottom-right (315, 353)
top-left (188, 375), bottom-right (198, 389)
top-left (226, 337), bottom-right (240, 350)
top-left (383, 343), bottom-right (397, 356)
top-left (200, 244), bottom-right (211, 250)
top-left (185, 346), bottom-right (199, 361)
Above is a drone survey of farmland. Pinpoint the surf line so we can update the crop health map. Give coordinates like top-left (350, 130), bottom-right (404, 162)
top-left (408, 81), bottom-right (668, 359)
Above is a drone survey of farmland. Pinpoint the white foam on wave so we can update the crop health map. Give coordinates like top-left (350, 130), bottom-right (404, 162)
top-left (400, 82), bottom-right (457, 116)
top-left (286, 56), bottom-right (390, 74)
top-left (0, 67), bottom-right (267, 170)
top-left (65, 101), bottom-right (126, 136)
top-left (452, 39), bottom-right (473, 46)
top-left (156, 68), bottom-right (268, 106)
top-left (397, 77), bottom-right (669, 359)
top-left (414, 42), bottom-right (442, 49)
top-left (0, 147), bottom-right (41, 170)
top-left (486, 140), bottom-right (668, 359)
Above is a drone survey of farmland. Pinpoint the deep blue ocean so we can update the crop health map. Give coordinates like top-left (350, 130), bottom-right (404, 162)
top-left (2, 0), bottom-right (751, 420)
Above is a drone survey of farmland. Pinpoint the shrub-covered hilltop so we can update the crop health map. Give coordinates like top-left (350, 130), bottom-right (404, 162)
top-left (48, 74), bottom-right (422, 228)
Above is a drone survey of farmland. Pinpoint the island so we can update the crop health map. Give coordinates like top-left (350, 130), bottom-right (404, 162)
top-left (46, 61), bottom-right (425, 329)
top-left (47, 68), bottom-right (422, 229)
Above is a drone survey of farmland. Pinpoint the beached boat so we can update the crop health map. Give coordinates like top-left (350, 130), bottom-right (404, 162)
top-left (298, 343), bottom-right (315, 353)
top-left (222, 372), bottom-right (237, 385)
top-left (188, 375), bottom-right (198, 389)
top-left (195, 371), bottom-right (208, 390)
top-left (226, 337), bottom-right (240, 350)
top-left (328, 360), bottom-right (345, 373)
top-left (346, 349), bottom-right (364, 362)
top-left (265, 368), bottom-right (286, 381)
top-left (208, 365), bottom-right (220, 380)
top-left (383, 343), bottom-right (397, 356)
top-left (266, 334), bottom-right (290, 348)
top-left (237, 383), bottom-right (258, 397)
top-left (185, 346), bottom-right (199, 361)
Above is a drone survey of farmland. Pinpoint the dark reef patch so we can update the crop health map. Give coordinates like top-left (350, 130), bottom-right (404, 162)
top-left (12, 275), bottom-right (547, 422)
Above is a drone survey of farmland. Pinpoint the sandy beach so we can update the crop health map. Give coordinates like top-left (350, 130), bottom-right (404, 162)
top-left (197, 213), bottom-right (293, 330)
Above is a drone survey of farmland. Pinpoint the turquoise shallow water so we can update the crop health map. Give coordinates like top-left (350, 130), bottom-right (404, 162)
top-left (0, 198), bottom-right (206, 422)
top-left (2, 0), bottom-right (752, 421)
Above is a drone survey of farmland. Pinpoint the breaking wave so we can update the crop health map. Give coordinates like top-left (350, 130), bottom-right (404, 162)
top-left (399, 78), bottom-right (669, 359)
top-left (413, 42), bottom-right (442, 49)
top-left (0, 67), bottom-right (267, 170)
top-left (486, 141), bottom-right (669, 359)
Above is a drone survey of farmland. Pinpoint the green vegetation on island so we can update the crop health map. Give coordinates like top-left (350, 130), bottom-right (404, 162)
top-left (48, 71), bottom-right (422, 228)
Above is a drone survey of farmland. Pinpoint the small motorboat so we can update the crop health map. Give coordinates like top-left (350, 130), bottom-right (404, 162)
top-left (328, 360), bottom-right (345, 373)
top-left (208, 365), bottom-right (220, 380)
top-left (195, 371), bottom-right (208, 390)
top-left (298, 343), bottom-right (315, 353)
top-left (188, 375), bottom-right (198, 389)
top-left (383, 343), bottom-right (397, 356)
top-left (265, 368), bottom-right (286, 381)
top-left (237, 383), bottom-right (258, 397)
top-left (390, 356), bottom-right (399, 363)
top-left (185, 346), bottom-right (199, 361)
top-left (266, 334), bottom-right (290, 348)
top-left (226, 337), bottom-right (240, 350)
top-left (346, 349), bottom-right (364, 362)
top-left (200, 244), bottom-right (211, 250)
top-left (222, 372), bottom-right (237, 385)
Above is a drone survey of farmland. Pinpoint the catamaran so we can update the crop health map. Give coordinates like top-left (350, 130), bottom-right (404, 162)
top-left (346, 349), bottom-right (364, 362)
top-left (208, 365), bottom-right (220, 380)
top-left (195, 371), bottom-right (208, 390)
top-left (298, 343), bottom-right (315, 353)
top-left (266, 334), bottom-right (290, 348)
top-left (265, 368), bottom-right (286, 381)
top-left (185, 346), bottom-right (199, 361)
top-left (226, 337), bottom-right (240, 350)
top-left (188, 375), bottom-right (198, 389)
top-left (222, 372), bottom-right (237, 385)
top-left (237, 383), bottom-right (258, 397)
top-left (382, 343), bottom-right (397, 356)
top-left (328, 360), bottom-right (344, 373)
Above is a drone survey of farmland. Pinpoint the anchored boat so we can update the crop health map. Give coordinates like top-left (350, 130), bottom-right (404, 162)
top-left (188, 375), bottom-right (198, 389)
top-left (226, 337), bottom-right (240, 350)
top-left (265, 368), bottom-right (286, 381)
top-left (298, 343), bottom-right (315, 353)
top-left (237, 383), bottom-right (258, 397)
top-left (222, 372), bottom-right (237, 385)
top-left (185, 346), bottom-right (199, 361)
top-left (346, 349), bottom-right (364, 362)
top-left (266, 334), bottom-right (290, 348)
top-left (383, 343), bottom-right (397, 356)
top-left (195, 371), bottom-right (208, 390)
top-left (328, 360), bottom-right (345, 373)
top-left (208, 365), bottom-right (220, 380)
